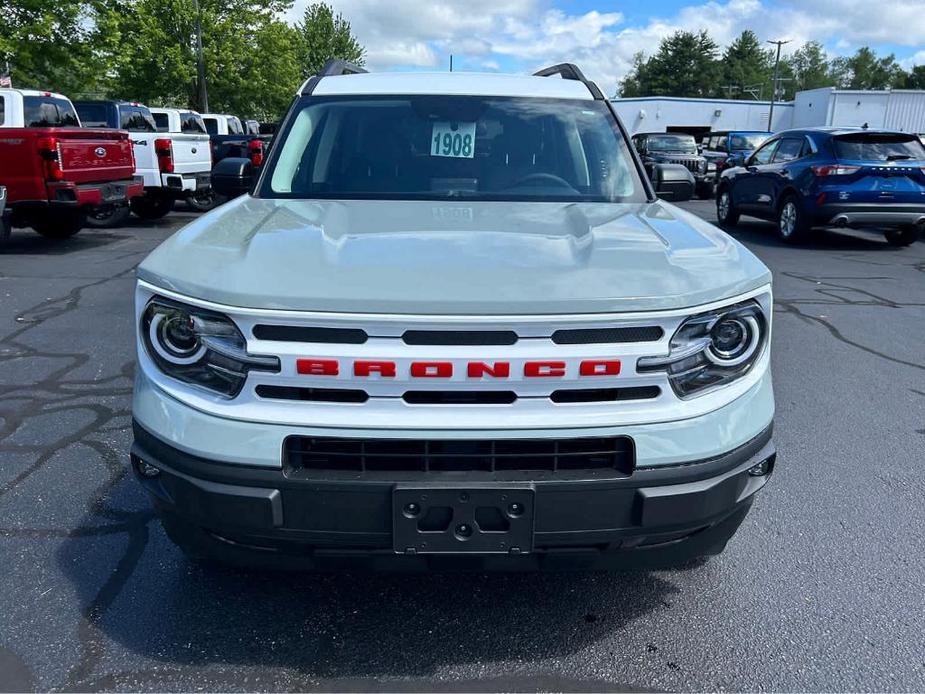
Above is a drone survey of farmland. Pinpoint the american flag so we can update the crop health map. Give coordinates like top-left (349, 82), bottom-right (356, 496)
top-left (0, 74), bottom-right (11, 88)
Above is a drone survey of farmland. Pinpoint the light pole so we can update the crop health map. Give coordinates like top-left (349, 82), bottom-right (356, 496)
top-left (192, 0), bottom-right (209, 112)
top-left (766, 39), bottom-right (790, 132)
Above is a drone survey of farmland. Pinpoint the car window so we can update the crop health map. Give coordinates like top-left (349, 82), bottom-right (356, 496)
top-left (23, 96), bottom-right (80, 127)
top-left (772, 138), bottom-right (804, 163)
top-left (152, 112), bottom-right (169, 132)
top-left (266, 95), bottom-right (645, 203)
top-left (180, 112), bottom-right (207, 134)
top-left (645, 134), bottom-right (697, 153)
top-left (750, 140), bottom-right (778, 165)
top-left (730, 133), bottom-right (768, 151)
top-left (75, 102), bottom-right (110, 128)
top-left (0, 95), bottom-right (4, 125)
top-left (203, 117), bottom-right (218, 135)
top-left (228, 117), bottom-right (244, 135)
top-left (833, 133), bottom-right (925, 161)
top-left (120, 106), bottom-right (157, 132)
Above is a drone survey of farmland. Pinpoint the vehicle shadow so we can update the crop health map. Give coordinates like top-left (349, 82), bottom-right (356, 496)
top-left (722, 218), bottom-right (908, 252)
top-left (55, 500), bottom-right (686, 690)
top-left (0, 214), bottom-right (194, 254)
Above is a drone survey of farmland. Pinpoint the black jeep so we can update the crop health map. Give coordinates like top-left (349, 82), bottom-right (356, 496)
top-left (632, 132), bottom-right (715, 199)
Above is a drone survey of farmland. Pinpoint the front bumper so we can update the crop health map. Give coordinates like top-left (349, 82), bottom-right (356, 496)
top-left (819, 203), bottom-right (925, 229)
top-left (131, 421), bottom-right (775, 570)
top-left (161, 172), bottom-right (211, 194)
top-left (47, 177), bottom-right (144, 207)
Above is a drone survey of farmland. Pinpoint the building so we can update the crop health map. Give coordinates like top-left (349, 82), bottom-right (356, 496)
top-left (612, 88), bottom-right (925, 137)
top-left (611, 96), bottom-right (792, 137)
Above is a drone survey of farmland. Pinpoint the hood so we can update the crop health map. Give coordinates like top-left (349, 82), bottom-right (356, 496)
top-left (137, 197), bottom-right (771, 315)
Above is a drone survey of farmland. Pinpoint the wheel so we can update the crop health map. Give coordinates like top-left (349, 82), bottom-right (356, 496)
top-left (716, 188), bottom-right (740, 227)
top-left (186, 190), bottom-right (220, 212)
top-left (130, 193), bottom-right (175, 220)
top-left (31, 210), bottom-right (83, 239)
top-left (884, 225), bottom-right (920, 247)
top-left (696, 181), bottom-right (715, 199)
top-left (85, 204), bottom-right (131, 228)
top-left (777, 194), bottom-right (811, 243)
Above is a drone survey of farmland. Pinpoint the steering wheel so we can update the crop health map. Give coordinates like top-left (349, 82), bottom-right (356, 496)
top-left (508, 172), bottom-right (576, 190)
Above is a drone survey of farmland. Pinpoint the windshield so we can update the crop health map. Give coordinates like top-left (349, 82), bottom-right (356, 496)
top-left (646, 134), bottom-right (697, 153)
top-left (180, 112), bottom-right (207, 134)
top-left (23, 96), bottom-right (80, 127)
top-left (264, 96), bottom-right (644, 202)
top-left (729, 133), bottom-right (768, 151)
top-left (834, 133), bottom-right (925, 161)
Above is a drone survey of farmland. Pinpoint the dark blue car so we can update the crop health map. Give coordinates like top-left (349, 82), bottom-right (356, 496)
top-left (716, 128), bottom-right (925, 246)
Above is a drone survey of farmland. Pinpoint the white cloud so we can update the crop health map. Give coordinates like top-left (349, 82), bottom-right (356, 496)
top-left (291, 0), bottom-right (925, 94)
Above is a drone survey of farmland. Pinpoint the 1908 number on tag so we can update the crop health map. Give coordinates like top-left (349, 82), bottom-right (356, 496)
top-left (431, 122), bottom-right (476, 159)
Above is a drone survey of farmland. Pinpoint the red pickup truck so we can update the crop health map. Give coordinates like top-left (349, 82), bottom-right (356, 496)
top-left (0, 89), bottom-right (144, 239)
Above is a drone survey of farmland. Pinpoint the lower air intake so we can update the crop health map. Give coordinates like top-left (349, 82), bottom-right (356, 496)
top-left (284, 435), bottom-right (635, 474)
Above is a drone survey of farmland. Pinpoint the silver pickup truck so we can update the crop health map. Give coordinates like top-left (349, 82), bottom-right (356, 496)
top-left (131, 62), bottom-right (776, 571)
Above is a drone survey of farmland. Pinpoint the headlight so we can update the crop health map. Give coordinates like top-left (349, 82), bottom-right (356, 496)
top-left (707, 161), bottom-right (717, 172)
top-left (638, 300), bottom-right (768, 398)
top-left (142, 298), bottom-right (279, 397)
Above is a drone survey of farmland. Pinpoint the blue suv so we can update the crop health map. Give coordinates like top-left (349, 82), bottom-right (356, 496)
top-left (716, 128), bottom-right (925, 246)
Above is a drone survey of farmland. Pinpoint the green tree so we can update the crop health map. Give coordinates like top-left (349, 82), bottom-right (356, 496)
top-left (902, 64), bottom-right (925, 89)
top-left (296, 2), bottom-right (365, 80)
top-left (718, 30), bottom-right (772, 99)
top-left (110, 0), bottom-right (302, 120)
top-left (786, 41), bottom-right (832, 92)
top-left (618, 30), bottom-right (719, 98)
top-left (830, 47), bottom-right (907, 89)
top-left (0, 0), bottom-right (114, 94)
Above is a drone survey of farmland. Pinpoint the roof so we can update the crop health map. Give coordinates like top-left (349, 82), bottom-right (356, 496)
top-left (310, 71), bottom-right (596, 100)
top-left (613, 95), bottom-right (794, 108)
top-left (779, 126), bottom-right (917, 137)
top-left (0, 88), bottom-right (69, 100)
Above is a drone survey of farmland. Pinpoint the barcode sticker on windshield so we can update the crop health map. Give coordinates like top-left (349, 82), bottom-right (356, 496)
top-left (431, 122), bottom-right (476, 158)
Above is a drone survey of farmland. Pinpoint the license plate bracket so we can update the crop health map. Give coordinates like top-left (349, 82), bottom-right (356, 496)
top-left (392, 485), bottom-right (534, 554)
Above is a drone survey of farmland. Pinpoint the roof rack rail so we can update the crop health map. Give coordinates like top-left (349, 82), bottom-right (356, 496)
top-left (533, 63), bottom-right (604, 101)
top-left (300, 59), bottom-right (368, 96)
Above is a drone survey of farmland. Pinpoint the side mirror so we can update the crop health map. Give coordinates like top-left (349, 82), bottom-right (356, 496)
top-left (211, 157), bottom-right (255, 198)
top-left (649, 163), bottom-right (695, 202)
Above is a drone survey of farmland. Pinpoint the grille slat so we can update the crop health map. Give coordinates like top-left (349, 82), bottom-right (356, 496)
top-left (402, 330), bottom-right (518, 345)
top-left (285, 436), bottom-right (634, 475)
top-left (253, 325), bottom-right (368, 344)
top-left (551, 326), bottom-right (663, 344)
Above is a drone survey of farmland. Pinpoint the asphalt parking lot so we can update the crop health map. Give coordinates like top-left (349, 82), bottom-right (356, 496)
top-left (0, 200), bottom-right (923, 692)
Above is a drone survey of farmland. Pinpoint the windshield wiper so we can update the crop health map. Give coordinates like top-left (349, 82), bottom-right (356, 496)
top-left (886, 154), bottom-right (913, 161)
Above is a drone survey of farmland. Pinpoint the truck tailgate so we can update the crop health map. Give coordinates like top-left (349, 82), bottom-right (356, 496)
top-left (169, 134), bottom-right (212, 175)
top-left (52, 128), bottom-right (136, 183)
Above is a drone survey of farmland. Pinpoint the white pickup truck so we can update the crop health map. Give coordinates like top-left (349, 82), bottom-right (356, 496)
top-left (143, 107), bottom-right (215, 215)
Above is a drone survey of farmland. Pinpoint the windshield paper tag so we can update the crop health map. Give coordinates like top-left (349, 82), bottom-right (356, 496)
top-left (431, 122), bottom-right (476, 159)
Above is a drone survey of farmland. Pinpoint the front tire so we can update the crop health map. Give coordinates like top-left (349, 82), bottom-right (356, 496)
top-left (884, 225), bottom-right (920, 247)
top-left (31, 210), bottom-right (83, 239)
top-left (716, 188), bottom-right (740, 227)
top-left (777, 194), bottom-right (811, 243)
top-left (130, 193), bottom-right (174, 220)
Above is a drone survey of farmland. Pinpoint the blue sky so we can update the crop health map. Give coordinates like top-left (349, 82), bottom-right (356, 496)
top-left (304, 1), bottom-right (925, 94)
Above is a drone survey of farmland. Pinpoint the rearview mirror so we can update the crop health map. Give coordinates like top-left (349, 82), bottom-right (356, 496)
top-left (211, 157), bottom-right (255, 198)
top-left (649, 163), bottom-right (695, 202)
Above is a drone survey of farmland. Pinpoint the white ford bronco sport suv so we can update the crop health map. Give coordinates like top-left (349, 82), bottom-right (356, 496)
top-left (131, 62), bottom-right (775, 570)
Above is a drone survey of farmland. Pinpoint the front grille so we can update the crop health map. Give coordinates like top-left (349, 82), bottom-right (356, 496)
top-left (666, 158), bottom-right (700, 173)
top-left (256, 385), bottom-right (658, 405)
top-left (284, 435), bottom-right (635, 474)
